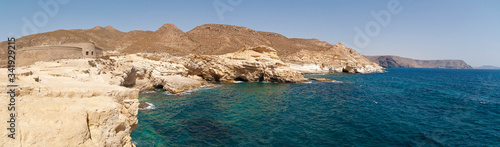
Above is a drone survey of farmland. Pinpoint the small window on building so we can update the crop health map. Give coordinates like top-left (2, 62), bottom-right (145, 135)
top-left (86, 51), bottom-right (89, 55)
top-left (91, 52), bottom-right (93, 55)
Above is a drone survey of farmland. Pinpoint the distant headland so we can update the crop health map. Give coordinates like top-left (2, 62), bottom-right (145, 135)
top-left (366, 55), bottom-right (472, 69)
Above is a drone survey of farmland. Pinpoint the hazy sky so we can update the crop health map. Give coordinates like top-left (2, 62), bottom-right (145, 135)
top-left (1, 0), bottom-right (499, 67)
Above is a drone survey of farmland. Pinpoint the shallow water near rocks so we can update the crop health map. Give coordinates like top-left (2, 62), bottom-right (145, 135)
top-left (131, 68), bottom-right (500, 146)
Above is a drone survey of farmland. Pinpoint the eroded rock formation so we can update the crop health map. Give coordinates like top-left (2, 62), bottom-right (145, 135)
top-left (0, 45), bottom-right (312, 146)
top-left (283, 43), bottom-right (385, 73)
top-left (184, 46), bottom-right (308, 83)
top-left (0, 59), bottom-right (139, 147)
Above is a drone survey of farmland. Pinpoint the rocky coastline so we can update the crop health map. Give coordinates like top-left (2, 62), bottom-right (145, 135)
top-left (1, 45), bottom-right (383, 146)
top-left (0, 24), bottom-right (385, 146)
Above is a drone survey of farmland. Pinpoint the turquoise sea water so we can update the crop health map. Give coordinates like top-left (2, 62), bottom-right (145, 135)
top-left (131, 68), bottom-right (500, 146)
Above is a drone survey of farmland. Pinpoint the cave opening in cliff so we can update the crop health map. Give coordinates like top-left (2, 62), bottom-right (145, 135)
top-left (234, 77), bottom-right (248, 82)
top-left (154, 85), bottom-right (164, 89)
top-left (258, 73), bottom-right (264, 82)
top-left (212, 74), bottom-right (221, 82)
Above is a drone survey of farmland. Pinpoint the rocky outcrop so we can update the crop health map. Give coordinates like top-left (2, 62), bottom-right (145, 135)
top-left (152, 75), bottom-right (205, 94)
top-left (92, 53), bottom-right (208, 94)
top-left (283, 43), bottom-right (385, 73)
top-left (0, 46), bottom-right (314, 146)
top-left (0, 53), bottom-right (214, 146)
top-left (0, 59), bottom-right (139, 147)
top-left (366, 55), bottom-right (473, 69)
top-left (0, 53), bottom-right (212, 146)
top-left (184, 46), bottom-right (308, 83)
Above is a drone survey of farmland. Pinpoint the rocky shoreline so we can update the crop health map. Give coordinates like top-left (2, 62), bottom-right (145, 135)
top-left (0, 46), bottom-right (383, 146)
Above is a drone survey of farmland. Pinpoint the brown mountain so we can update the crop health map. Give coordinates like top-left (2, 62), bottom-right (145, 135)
top-left (366, 55), bottom-right (472, 69)
top-left (122, 24), bottom-right (201, 54)
top-left (2, 24), bottom-right (335, 55)
top-left (183, 24), bottom-right (335, 56)
top-left (1, 23), bottom-right (383, 73)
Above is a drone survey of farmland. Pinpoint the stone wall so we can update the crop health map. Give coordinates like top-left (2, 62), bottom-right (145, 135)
top-left (17, 46), bottom-right (82, 67)
top-left (61, 43), bottom-right (103, 58)
top-left (1, 42), bottom-right (104, 67)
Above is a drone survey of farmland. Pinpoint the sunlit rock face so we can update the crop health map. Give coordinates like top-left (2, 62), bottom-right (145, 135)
top-left (0, 59), bottom-right (139, 147)
top-left (283, 43), bottom-right (385, 74)
top-left (184, 46), bottom-right (308, 83)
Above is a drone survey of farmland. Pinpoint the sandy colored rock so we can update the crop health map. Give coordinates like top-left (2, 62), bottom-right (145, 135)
top-left (155, 75), bottom-right (206, 94)
top-left (283, 43), bottom-right (385, 73)
top-left (184, 46), bottom-right (308, 83)
top-left (93, 54), bottom-right (207, 93)
top-left (0, 59), bottom-right (139, 147)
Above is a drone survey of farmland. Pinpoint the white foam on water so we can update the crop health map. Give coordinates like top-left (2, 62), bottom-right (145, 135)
top-left (141, 90), bottom-right (157, 94)
top-left (139, 102), bottom-right (156, 111)
top-left (163, 84), bottom-right (220, 96)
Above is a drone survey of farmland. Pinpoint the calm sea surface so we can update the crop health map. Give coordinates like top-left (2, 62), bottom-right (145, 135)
top-left (131, 68), bottom-right (500, 146)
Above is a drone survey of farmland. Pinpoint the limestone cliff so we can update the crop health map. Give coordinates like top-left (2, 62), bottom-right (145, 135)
top-left (184, 46), bottom-right (308, 83)
top-left (0, 55), bottom-right (207, 146)
top-left (0, 59), bottom-right (139, 147)
top-left (0, 45), bottom-right (310, 146)
top-left (93, 53), bottom-right (208, 94)
top-left (283, 43), bottom-right (385, 73)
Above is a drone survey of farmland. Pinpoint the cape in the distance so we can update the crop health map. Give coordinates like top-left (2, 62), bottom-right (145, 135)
top-left (366, 55), bottom-right (473, 69)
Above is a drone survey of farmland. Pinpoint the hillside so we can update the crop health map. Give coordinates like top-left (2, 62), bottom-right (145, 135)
top-left (1, 24), bottom-right (338, 55)
top-left (366, 55), bottom-right (472, 69)
top-left (1, 23), bottom-right (384, 73)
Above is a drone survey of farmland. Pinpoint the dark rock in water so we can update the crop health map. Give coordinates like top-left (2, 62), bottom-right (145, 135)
top-left (182, 117), bottom-right (231, 141)
top-left (310, 78), bottom-right (333, 82)
top-left (138, 102), bottom-right (151, 109)
top-left (415, 132), bottom-right (445, 147)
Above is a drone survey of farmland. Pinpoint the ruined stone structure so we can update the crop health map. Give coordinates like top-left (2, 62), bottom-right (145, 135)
top-left (16, 43), bottom-right (102, 67)
top-left (62, 43), bottom-right (103, 58)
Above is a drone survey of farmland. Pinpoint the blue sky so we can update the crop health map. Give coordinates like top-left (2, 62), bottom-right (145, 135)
top-left (2, 0), bottom-right (499, 67)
